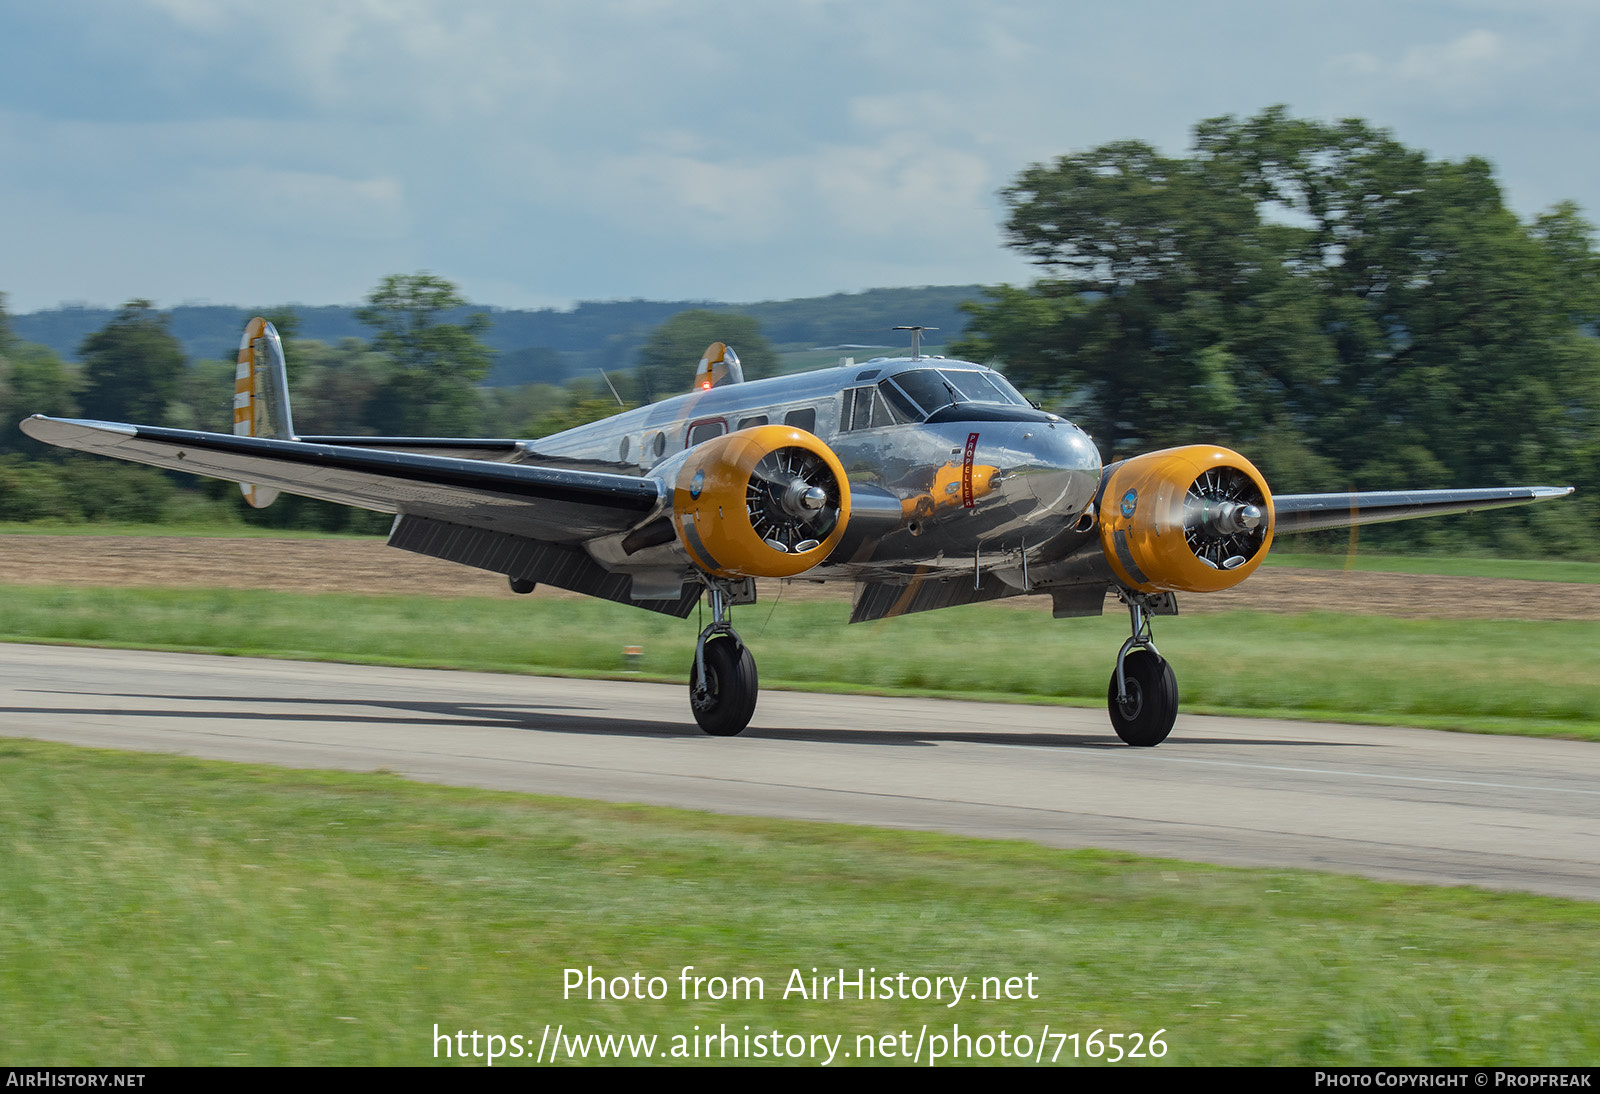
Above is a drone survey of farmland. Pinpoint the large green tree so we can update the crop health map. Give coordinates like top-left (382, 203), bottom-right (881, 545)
top-left (76, 300), bottom-right (186, 425)
top-left (357, 273), bottom-right (493, 435)
top-left (0, 293), bottom-right (81, 454)
top-left (955, 108), bottom-right (1600, 535)
top-left (636, 310), bottom-right (778, 400)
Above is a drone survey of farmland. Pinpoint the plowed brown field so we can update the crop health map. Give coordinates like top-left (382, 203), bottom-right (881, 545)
top-left (4, 534), bottom-right (1598, 620)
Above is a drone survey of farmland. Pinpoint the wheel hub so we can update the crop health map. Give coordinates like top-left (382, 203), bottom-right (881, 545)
top-left (1117, 678), bottom-right (1144, 718)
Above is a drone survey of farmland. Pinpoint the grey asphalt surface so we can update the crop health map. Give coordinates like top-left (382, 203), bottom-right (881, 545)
top-left (3, 642), bottom-right (1597, 901)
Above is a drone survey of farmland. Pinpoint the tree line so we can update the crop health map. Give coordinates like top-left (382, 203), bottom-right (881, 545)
top-left (0, 279), bottom-right (787, 529)
top-left (10, 287), bottom-right (980, 383)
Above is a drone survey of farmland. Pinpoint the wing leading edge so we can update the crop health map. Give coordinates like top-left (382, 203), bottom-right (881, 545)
top-left (20, 415), bottom-right (661, 543)
top-left (1273, 486), bottom-right (1575, 535)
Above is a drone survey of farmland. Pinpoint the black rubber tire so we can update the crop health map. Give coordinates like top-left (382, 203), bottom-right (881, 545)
top-left (690, 637), bottom-right (759, 737)
top-left (1107, 648), bottom-right (1179, 747)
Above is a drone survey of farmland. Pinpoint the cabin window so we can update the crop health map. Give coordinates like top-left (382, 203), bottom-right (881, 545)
top-left (686, 418), bottom-right (728, 448)
top-left (784, 407), bottom-right (816, 433)
top-left (737, 415), bottom-right (768, 430)
top-left (652, 432), bottom-right (666, 458)
top-left (619, 436), bottom-right (631, 461)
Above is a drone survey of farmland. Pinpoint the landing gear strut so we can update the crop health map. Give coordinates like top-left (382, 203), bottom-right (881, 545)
top-left (1108, 592), bottom-right (1179, 746)
top-left (690, 580), bottom-right (759, 736)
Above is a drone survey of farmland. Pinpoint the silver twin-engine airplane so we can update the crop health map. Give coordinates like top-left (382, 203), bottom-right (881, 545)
top-left (22, 319), bottom-right (1575, 745)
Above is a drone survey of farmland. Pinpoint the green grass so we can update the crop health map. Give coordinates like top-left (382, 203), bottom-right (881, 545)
top-left (1, 739), bottom-right (1596, 1066)
top-left (1266, 552), bottom-right (1600, 584)
top-left (3, 585), bottom-right (1598, 740)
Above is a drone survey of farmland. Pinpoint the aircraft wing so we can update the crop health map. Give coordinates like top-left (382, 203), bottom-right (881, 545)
top-left (1273, 486), bottom-right (1575, 535)
top-left (295, 436), bottom-right (526, 462)
top-left (20, 416), bottom-right (661, 543)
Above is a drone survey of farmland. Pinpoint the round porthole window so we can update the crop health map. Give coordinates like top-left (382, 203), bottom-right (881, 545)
top-left (653, 432), bottom-right (666, 458)
top-left (619, 435), bottom-right (631, 461)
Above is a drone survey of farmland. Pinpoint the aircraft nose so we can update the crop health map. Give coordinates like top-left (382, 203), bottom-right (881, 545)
top-left (1022, 422), bottom-right (1102, 517)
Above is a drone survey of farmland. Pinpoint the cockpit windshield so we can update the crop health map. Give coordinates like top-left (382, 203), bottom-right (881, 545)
top-left (888, 368), bottom-right (1030, 418)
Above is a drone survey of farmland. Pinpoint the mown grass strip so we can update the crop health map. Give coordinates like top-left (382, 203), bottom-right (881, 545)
top-left (1266, 552), bottom-right (1600, 584)
top-left (1, 739), bottom-right (1596, 1066)
top-left (1, 584), bottom-right (1597, 741)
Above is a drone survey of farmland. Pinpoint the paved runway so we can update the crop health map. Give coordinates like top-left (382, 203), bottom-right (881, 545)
top-left (3, 642), bottom-right (1597, 901)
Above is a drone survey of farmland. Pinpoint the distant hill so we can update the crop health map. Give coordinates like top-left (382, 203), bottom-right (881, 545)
top-left (12, 286), bottom-right (985, 388)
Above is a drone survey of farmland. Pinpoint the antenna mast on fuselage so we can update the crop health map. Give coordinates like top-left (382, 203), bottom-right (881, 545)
top-left (893, 325), bottom-right (938, 361)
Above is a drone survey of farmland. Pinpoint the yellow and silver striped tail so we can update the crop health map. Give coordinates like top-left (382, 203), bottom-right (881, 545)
top-left (232, 316), bottom-right (295, 508)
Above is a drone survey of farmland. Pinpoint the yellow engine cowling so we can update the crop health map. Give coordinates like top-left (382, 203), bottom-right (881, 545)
top-left (1099, 445), bottom-right (1275, 593)
top-left (672, 425), bottom-right (851, 579)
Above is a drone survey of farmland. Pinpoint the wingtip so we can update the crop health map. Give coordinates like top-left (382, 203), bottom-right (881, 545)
top-left (20, 415), bottom-right (139, 443)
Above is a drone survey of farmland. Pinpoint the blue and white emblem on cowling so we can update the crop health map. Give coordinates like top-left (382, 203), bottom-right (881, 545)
top-left (689, 469), bottom-right (705, 500)
top-left (1120, 489), bottom-right (1138, 518)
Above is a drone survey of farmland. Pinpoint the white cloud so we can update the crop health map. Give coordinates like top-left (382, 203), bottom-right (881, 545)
top-left (3, 2), bottom-right (1599, 310)
top-left (1326, 51), bottom-right (1381, 79)
top-left (1323, 26), bottom-right (1548, 105)
top-left (1394, 28), bottom-right (1508, 88)
top-left (182, 167), bottom-right (408, 241)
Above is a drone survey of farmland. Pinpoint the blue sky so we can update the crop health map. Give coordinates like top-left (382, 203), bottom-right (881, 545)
top-left (2, 0), bottom-right (1597, 313)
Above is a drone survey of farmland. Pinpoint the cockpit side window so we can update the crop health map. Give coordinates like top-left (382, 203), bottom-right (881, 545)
top-left (840, 385), bottom-right (916, 432)
top-left (984, 372), bottom-right (1032, 406)
top-left (840, 387), bottom-right (872, 432)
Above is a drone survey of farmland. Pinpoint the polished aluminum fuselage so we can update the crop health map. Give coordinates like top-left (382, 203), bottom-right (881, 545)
top-left (523, 357), bottom-right (1104, 583)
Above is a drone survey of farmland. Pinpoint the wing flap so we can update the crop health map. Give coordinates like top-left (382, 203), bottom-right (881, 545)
top-left (1273, 486), bottom-right (1574, 535)
top-left (21, 416), bottom-right (662, 542)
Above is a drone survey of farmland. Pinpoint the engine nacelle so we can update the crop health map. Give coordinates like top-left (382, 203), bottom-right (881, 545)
top-left (1099, 445), bottom-right (1275, 593)
top-left (672, 425), bottom-right (851, 579)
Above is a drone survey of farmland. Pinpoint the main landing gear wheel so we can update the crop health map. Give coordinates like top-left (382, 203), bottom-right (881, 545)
top-left (690, 636), bottom-right (759, 737)
top-left (689, 579), bottom-right (760, 736)
top-left (1107, 648), bottom-right (1178, 747)
top-left (1106, 591), bottom-right (1180, 746)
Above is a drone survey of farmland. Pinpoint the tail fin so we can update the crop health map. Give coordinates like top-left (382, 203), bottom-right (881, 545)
top-left (232, 317), bottom-right (295, 508)
top-left (693, 342), bottom-right (744, 390)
